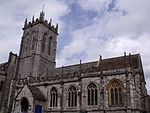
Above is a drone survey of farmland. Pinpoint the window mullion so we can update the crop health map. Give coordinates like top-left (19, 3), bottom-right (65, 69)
top-left (118, 88), bottom-right (119, 106)
top-left (90, 89), bottom-right (92, 105)
top-left (73, 91), bottom-right (75, 106)
top-left (75, 91), bottom-right (77, 106)
top-left (50, 93), bottom-right (52, 107)
top-left (51, 93), bottom-right (53, 107)
top-left (72, 91), bottom-right (74, 106)
top-left (93, 88), bottom-right (95, 105)
top-left (53, 93), bottom-right (55, 107)
top-left (55, 93), bottom-right (56, 107)
top-left (56, 93), bottom-right (58, 107)
top-left (68, 92), bottom-right (70, 107)
top-left (113, 88), bottom-right (115, 106)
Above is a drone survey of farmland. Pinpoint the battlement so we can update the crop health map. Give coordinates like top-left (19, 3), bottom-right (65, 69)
top-left (17, 67), bottom-right (141, 86)
top-left (17, 53), bottom-right (142, 85)
top-left (23, 11), bottom-right (58, 34)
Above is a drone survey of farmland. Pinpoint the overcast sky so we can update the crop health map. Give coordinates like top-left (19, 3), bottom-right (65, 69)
top-left (0, 0), bottom-right (150, 93)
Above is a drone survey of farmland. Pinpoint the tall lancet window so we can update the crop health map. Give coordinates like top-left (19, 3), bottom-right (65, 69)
top-left (47, 36), bottom-right (52, 55)
top-left (50, 87), bottom-right (58, 107)
top-left (108, 79), bottom-right (124, 107)
top-left (87, 83), bottom-right (98, 105)
top-left (41, 33), bottom-right (47, 52)
top-left (68, 86), bottom-right (77, 107)
top-left (0, 81), bottom-right (4, 91)
top-left (24, 34), bottom-right (30, 52)
top-left (31, 33), bottom-right (36, 50)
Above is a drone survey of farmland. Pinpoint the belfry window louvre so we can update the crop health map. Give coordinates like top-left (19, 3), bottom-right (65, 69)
top-left (87, 83), bottom-right (98, 105)
top-left (50, 87), bottom-right (58, 107)
top-left (68, 86), bottom-right (77, 107)
top-left (108, 80), bottom-right (124, 107)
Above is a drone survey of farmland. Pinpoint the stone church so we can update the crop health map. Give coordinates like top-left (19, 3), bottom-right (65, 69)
top-left (0, 11), bottom-right (150, 113)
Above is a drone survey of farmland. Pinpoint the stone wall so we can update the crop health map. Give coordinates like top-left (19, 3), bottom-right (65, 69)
top-left (0, 68), bottom-right (6, 111)
top-left (1, 52), bottom-right (18, 113)
top-left (13, 65), bottom-right (147, 113)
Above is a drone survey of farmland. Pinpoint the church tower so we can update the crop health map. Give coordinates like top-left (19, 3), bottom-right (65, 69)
top-left (18, 11), bottom-right (58, 79)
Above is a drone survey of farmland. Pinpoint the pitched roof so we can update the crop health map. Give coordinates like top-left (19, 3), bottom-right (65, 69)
top-left (0, 62), bottom-right (8, 70)
top-left (28, 86), bottom-right (46, 101)
top-left (47, 54), bottom-right (141, 80)
top-left (0, 62), bottom-right (8, 76)
top-left (56, 54), bottom-right (140, 73)
top-left (99, 54), bottom-right (140, 71)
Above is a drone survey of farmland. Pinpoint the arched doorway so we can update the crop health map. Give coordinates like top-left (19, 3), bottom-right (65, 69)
top-left (35, 104), bottom-right (42, 113)
top-left (20, 97), bottom-right (29, 113)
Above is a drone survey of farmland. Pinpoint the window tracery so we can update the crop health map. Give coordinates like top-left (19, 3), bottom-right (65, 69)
top-left (108, 79), bottom-right (123, 107)
top-left (50, 87), bottom-right (58, 107)
top-left (87, 83), bottom-right (98, 105)
top-left (68, 86), bottom-right (77, 107)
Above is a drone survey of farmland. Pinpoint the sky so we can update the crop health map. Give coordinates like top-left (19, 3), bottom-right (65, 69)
top-left (0, 0), bottom-right (150, 93)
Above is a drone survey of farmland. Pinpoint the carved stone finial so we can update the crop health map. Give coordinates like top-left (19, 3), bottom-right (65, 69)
top-left (124, 52), bottom-right (126, 56)
top-left (56, 23), bottom-right (58, 32)
top-left (32, 15), bottom-right (34, 22)
top-left (129, 53), bottom-right (131, 56)
top-left (99, 55), bottom-right (102, 60)
top-left (40, 11), bottom-right (45, 21)
top-left (80, 60), bottom-right (82, 64)
top-left (49, 18), bottom-right (52, 25)
top-left (24, 18), bottom-right (27, 26)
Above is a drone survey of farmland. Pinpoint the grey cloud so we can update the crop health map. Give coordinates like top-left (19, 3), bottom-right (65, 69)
top-left (0, 0), bottom-right (69, 63)
top-left (57, 0), bottom-right (150, 93)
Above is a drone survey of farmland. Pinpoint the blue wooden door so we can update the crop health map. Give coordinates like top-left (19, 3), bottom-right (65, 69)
top-left (35, 105), bottom-right (42, 113)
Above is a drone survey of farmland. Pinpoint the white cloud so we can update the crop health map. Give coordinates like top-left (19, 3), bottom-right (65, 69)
top-left (77, 0), bottom-right (108, 12)
top-left (100, 0), bottom-right (150, 36)
top-left (57, 0), bottom-right (150, 93)
top-left (0, 0), bottom-right (69, 63)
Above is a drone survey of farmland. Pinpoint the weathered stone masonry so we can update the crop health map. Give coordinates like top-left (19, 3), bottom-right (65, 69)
top-left (0, 11), bottom-right (150, 113)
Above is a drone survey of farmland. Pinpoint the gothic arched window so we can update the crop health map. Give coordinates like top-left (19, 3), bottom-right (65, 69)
top-left (68, 86), bottom-right (77, 107)
top-left (87, 83), bottom-right (98, 105)
top-left (47, 36), bottom-right (52, 55)
top-left (41, 33), bottom-right (47, 52)
top-left (108, 79), bottom-right (123, 107)
top-left (50, 87), bottom-right (58, 107)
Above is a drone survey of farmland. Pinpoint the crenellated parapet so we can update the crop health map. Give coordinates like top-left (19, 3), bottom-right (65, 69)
top-left (16, 53), bottom-right (142, 87)
top-left (23, 11), bottom-right (58, 34)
